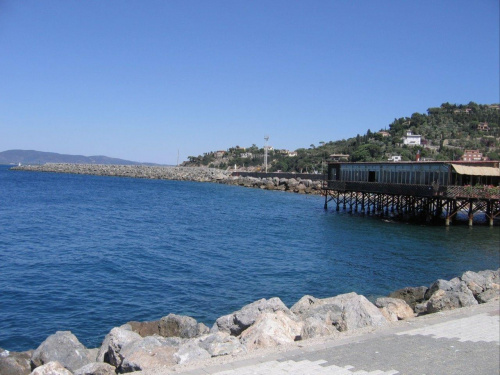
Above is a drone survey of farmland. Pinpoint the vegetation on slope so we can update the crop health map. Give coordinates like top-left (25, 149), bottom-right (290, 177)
top-left (184, 102), bottom-right (500, 173)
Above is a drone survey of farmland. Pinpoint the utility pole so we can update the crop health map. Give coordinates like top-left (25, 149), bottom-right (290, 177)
top-left (264, 135), bottom-right (269, 173)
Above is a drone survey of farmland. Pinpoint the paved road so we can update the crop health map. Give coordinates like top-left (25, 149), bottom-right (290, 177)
top-left (173, 301), bottom-right (499, 375)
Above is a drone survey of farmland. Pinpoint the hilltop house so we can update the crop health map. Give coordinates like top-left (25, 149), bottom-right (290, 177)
top-left (477, 122), bottom-right (490, 131)
top-left (403, 131), bottom-right (422, 146)
top-left (214, 151), bottom-right (226, 158)
top-left (461, 150), bottom-right (485, 162)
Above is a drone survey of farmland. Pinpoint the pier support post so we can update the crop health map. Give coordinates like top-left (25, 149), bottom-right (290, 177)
top-left (468, 200), bottom-right (473, 227)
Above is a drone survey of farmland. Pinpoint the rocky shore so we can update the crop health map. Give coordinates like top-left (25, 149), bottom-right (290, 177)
top-left (11, 164), bottom-right (324, 194)
top-left (1, 268), bottom-right (498, 375)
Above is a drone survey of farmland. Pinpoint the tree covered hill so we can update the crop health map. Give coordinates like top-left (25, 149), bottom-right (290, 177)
top-left (0, 150), bottom-right (160, 166)
top-left (184, 102), bottom-right (500, 173)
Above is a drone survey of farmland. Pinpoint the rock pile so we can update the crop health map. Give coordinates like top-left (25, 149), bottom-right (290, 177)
top-left (11, 164), bottom-right (232, 182)
top-left (1, 268), bottom-right (498, 375)
top-left (221, 175), bottom-right (323, 194)
top-left (12, 164), bottom-right (324, 194)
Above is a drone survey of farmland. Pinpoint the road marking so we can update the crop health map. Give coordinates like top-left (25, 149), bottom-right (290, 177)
top-left (397, 313), bottom-right (500, 343)
top-left (213, 359), bottom-right (399, 374)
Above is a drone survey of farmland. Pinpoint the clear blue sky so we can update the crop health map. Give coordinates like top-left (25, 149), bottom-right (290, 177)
top-left (1, 1), bottom-right (498, 164)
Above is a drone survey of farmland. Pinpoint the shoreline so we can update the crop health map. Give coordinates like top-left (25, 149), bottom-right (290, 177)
top-left (1, 268), bottom-right (498, 375)
top-left (10, 164), bottom-right (325, 195)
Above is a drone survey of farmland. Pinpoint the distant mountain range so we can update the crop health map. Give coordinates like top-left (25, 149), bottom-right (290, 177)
top-left (0, 150), bottom-right (160, 166)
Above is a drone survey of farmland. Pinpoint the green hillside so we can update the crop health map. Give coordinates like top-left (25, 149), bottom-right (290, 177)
top-left (184, 102), bottom-right (499, 173)
top-left (0, 150), bottom-right (159, 166)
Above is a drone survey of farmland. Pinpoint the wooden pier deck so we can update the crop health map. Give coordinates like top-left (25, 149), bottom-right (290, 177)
top-left (323, 162), bottom-right (500, 226)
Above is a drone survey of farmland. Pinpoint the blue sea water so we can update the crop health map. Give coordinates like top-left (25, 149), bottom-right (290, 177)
top-left (0, 165), bottom-right (499, 352)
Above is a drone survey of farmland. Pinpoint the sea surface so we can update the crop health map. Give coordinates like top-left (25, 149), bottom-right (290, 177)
top-left (1, 165), bottom-right (499, 352)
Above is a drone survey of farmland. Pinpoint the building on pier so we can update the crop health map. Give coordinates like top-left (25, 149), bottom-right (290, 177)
top-left (323, 161), bottom-right (500, 226)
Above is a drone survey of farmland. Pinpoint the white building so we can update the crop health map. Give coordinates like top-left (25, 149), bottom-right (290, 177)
top-left (388, 155), bottom-right (402, 162)
top-left (403, 131), bottom-right (421, 146)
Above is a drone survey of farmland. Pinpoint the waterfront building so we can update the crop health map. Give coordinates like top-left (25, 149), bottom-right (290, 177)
top-left (324, 161), bottom-right (500, 226)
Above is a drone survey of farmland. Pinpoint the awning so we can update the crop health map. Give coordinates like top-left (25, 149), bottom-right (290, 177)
top-left (451, 164), bottom-right (500, 177)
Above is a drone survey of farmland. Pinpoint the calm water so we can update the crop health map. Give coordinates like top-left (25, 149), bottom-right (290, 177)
top-left (0, 165), bottom-right (499, 351)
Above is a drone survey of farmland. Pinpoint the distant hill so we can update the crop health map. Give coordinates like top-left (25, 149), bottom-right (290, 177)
top-left (183, 102), bottom-right (500, 172)
top-left (0, 150), bottom-right (159, 166)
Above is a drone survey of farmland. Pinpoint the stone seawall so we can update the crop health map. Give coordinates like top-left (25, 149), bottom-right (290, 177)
top-left (11, 164), bottom-right (324, 194)
top-left (11, 164), bottom-right (232, 182)
top-left (1, 268), bottom-right (498, 375)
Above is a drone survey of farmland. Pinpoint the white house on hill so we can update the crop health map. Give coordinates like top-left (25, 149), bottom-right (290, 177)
top-left (403, 131), bottom-right (421, 146)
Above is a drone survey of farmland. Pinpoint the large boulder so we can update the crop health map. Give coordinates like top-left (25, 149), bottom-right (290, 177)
top-left (461, 269), bottom-right (500, 298)
top-left (478, 269), bottom-right (500, 285)
top-left (332, 293), bottom-right (388, 331)
top-left (300, 316), bottom-right (338, 340)
top-left (173, 342), bottom-right (210, 365)
top-left (127, 320), bottom-right (160, 337)
top-left (117, 336), bottom-right (177, 373)
top-left (477, 289), bottom-right (500, 303)
top-left (212, 297), bottom-right (293, 336)
top-left (158, 314), bottom-right (209, 339)
top-left (418, 278), bottom-right (478, 315)
top-left (425, 284), bottom-right (478, 314)
top-left (97, 327), bottom-right (142, 368)
top-left (292, 293), bottom-right (387, 332)
top-left (30, 331), bottom-right (93, 372)
top-left (74, 362), bottom-right (116, 375)
top-left (239, 311), bottom-right (303, 351)
top-left (375, 297), bottom-right (414, 322)
top-left (30, 361), bottom-right (73, 375)
top-left (388, 286), bottom-right (428, 310)
top-left (196, 332), bottom-right (245, 357)
top-left (290, 295), bottom-right (321, 316)
top-left (0, 349), bottom-right (32, 375)
top-left (170, 331), bottom-right (245, 365)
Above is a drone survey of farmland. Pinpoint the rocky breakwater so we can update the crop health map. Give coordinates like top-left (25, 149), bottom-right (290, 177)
top-left (11, 164), bottom-right (232, 183)
top-left (1, 268), bottom-right (498, 375)
top-left (222, 175), bottom-right (324, 194)
top-left (12, 164), bottom-right (325, 195)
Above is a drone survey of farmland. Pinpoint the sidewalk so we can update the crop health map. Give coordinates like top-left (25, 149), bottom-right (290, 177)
top-left (163, 301), bottom-right (499, 375)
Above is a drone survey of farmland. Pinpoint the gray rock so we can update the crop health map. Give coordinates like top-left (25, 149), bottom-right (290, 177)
top-left (461, 271), bottom-right (489, 296)
top-left (118, 336), bottom-right (177, 373)
top-left (300, 317), bottom-right (338, 340)
top-left (0, 350), bottom-right (32, 375)
top-left (477, 269), bottom-right (500, 285)
top-left (477, 288), bottom-right (500, 303)
top-left (292, 293), bottom-right (387, 332)
top-left (375, 297), bottom-right (414, 321)
top-left (425, 284), bottom-right (478, 314)
top-left (30, 361), bottom-right (73, 375)
top-left (212, 297), bottom-right (293, 336)
top-left (127, 320), bottom-right (160, 337)
top-left (331, 293), bottom-right (388, 331)
top-left (74, 362), bottom-right (116, 375)
top-left (414, 301), bottom-right (428, 315)
top-left (388, 286), bottom-right (428, 309)
top-left (424, 278), bottom-right (461, 300)
top-left (31, 331), bottom-right (93, 372)
top-left (197, 332), bottom-right (245, 357)
top-left (173, 342), bottom-right (210, 365)
top-left (97, 327), bottom-right (141, 368)
top-left (239, 311), bottom-right (303, 351)
top-left (158, 314), bottom-right (209, 339)
top-left (290, 295), bottom-right (321, 316)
